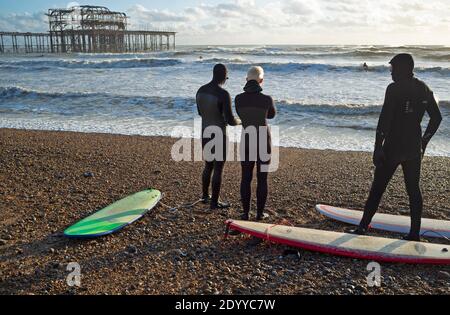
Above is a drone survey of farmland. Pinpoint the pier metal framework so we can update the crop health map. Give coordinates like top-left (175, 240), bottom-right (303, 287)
top-left (0, 5), bottom-right (176, 54)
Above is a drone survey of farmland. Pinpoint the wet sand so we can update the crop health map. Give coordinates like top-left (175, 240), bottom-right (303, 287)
top-left (0, 128), bottom-right (449, 295)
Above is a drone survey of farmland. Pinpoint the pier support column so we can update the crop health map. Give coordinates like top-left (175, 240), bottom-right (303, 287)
top-left (12, 35), bottom-right (17, 53)
top-left (49, 32), bottom-right (54, 53)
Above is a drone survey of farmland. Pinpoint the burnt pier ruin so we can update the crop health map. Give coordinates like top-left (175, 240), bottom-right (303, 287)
top-left (0, 5), bottom-right (176, 54)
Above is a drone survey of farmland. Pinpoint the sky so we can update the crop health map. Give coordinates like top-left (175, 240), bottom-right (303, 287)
top-left (0, 0), bottom-right (449, 45)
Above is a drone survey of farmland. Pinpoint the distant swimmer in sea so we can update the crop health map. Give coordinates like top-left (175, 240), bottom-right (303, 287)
top-left (196, 64), bottom-right (242, 210)
top-left (348, 53), bottom-right (442, 241)
top-left (363, 62), bottom-right (369, 71)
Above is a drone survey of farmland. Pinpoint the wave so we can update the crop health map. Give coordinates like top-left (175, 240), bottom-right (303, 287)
top-left (196, 57), bottom-right (247, 64)
top-left (300, 48), bottom-right (450, 61)
top-left (0, 86), bottom-right (189, 105)
top-left (73, 52), bottom-right (157, 59)
top-left (0, 87), bottom-right (196, 120)
top-left (0, 86), bottom-right (89, 99)
top-left (1, 86), bottom-right (448, 117)
top-left (277, 100), bottom-right (382, 116)
top-left (1, 50), bottom-right (448, 74)
top-left (168, 45), bottom-right (450, 61)
top-left (332, 124), bottom-right (376, 131)
top-left (3, 58), bottom-right (448, 75)
top-left (0, 86), bottom-right (194, 103)
top-left (220, 62), bottom-right (450, 75)
top-left (281, 99), bottom-right (450, 114)
top-left (0, 58), bottom-right (182, 70)
top-left (439, 100), bottom-right (450, 109)
top-left (0, 86), bottom-right (382, 118)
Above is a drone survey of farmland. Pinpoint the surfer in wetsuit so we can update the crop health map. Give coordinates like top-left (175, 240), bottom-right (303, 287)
top-left (349, 53), bottom-right (442, 241)
top-left (363, 62), bottom-right (369, 71)
top-left (235, 66), bottom-right (276, 221)
top-left (196, 64), bottom-right (241, 210)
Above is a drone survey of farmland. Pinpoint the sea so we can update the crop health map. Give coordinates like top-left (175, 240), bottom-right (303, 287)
top-left (0, 45), bottom-right (449, 156)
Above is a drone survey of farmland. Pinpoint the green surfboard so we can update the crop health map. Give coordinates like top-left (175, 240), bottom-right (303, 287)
top-left (64, 189), bottom-right (161, 238)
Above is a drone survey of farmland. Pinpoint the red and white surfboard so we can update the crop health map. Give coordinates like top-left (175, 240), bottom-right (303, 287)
top-left (226, 220), bottom-right (450, 265)
top-left (316, 204), bottom-right (450, 239)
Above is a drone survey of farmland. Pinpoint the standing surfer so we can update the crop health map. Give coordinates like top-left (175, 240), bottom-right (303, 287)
top-left (196, 64), bottom-right (241, 210)
top-left (349, 53), bottom-right (442, 241)
top-left (235, 66), bottom-right (276, 221)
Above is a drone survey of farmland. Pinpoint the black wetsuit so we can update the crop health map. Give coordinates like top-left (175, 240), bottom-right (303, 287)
top-left (235, 80), bottom-right (276, 219)
top-left (359, 77), bottom-right (442, 238)
top-left (196, 80), bottom-right (241, 207)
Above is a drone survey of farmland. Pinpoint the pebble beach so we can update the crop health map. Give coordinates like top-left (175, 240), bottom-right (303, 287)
top-left (0, 128), bottom-right (449, 295)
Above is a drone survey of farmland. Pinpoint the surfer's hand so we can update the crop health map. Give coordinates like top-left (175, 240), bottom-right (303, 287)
top-left (373, 148), bottom-right (385, 168)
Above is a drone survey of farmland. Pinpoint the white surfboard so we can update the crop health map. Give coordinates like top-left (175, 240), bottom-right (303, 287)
top-left (316, 204), bottom-right (450, 238)
top-left (226, 220), bottom-right (450, 264)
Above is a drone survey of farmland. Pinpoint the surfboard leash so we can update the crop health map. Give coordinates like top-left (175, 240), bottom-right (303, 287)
top-left (421, 230), bottom-right (450, 242)
top-left (158, 193), bottom-right (204, 212)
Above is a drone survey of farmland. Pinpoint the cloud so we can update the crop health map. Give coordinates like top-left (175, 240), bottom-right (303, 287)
top-left (66, 2), bottom-right (80, 9)
top-left (0, 0), bottom-right (448, 45)
top-left (123, 0), bottom-right (449, 43)
top-left (283, 0), bottom-right (321, 16)
top-left (0, 11), bottom-right (48, 32)
top-left (125, 4), bottom-right (192, 31)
